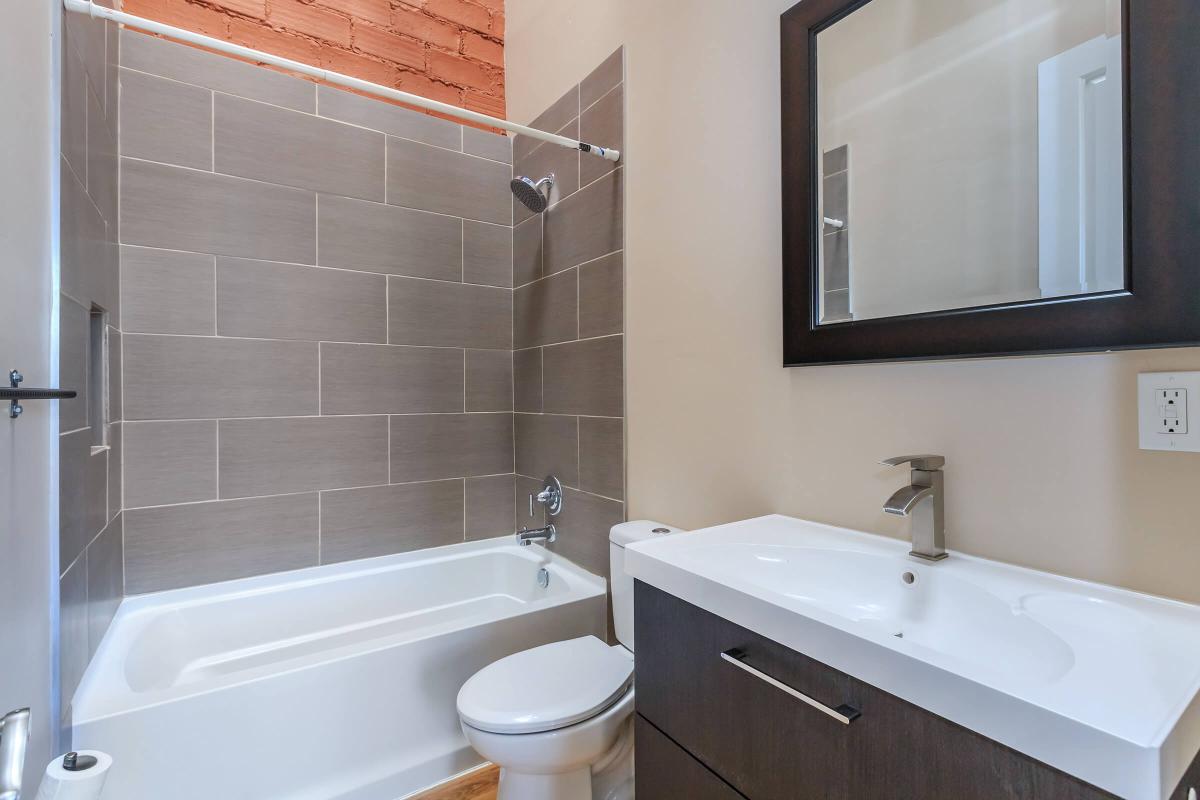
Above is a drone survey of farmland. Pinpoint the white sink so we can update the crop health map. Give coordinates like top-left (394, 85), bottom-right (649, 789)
top-left (626, 515), bottom-right (1200, 800)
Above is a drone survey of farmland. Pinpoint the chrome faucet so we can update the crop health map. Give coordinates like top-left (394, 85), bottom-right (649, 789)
top-left (516, 523), bottom-right (557, 546)
top-left (515, 476), bottom-right (563, 546)
top-left (881, 455), bottom-right (947, 561)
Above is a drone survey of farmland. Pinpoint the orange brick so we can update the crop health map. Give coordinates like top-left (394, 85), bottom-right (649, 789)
top-left (352, 22), bottom-right (425, 70)
top-left (202, 0), bottom-right (266, 19)
top-left (470, 0), bottom-right (502, 12)
top-left (462, 87), bottom-right (505, 118)
top-left (427, 50), bottom-right (498, 92)
top-left (390, 4), bottom-right (460, 52)
top-left (228, 16), bottom-right (323, 64)
top-left (395, 68), bottom-right (462, 106)
top-left (320, 46), bottom-right (402, 85)
top-left (142, 0), bottom-right (231, 39)
top-left (424, 0), bottom-right (489, 33)
top-left (318, 0), bottom-right (390, 27)
top-left (489, 10), bottom-right (503, 39)
top-left (462, 31), bottom-right (501, 67)
top-left (268, 0), bottom-right (351, 46)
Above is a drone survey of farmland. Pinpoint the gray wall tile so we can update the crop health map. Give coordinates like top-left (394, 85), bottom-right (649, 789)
top-left (543, 336), bottom-right (623, 417)
top-left (60, 296), bottom-right (89, 433)
top-left (123, 334), bottom-right (318, 420)
top-left (516, 85), bottom-right (578, 163)
top-left (580, 83), bottom-right (622, 187)
top-left (106, 421), bottom-right (122, 521)
top-left (823, 289), bottom-right (851, 322)
top-left (216, 257), bottom-right (386, 343)
top-left (466, 349), bottom-right (512, 412)
top-left (549, 489), bottom-right (624, 579)
top-left (86, 515), bottom-right (123, 657)
top-left (580, 47), bottom-right (623, 109)
top-left (578, 251), bottom-right (623, 339)
top-left (107, 331), bottom-right (122, 423)
top-left (59, 557), bottom-right (88, 718)
top-left (86, 83), bottom-right (119, 227)
top-left (125, 493), bottom-right (319, 593)
top-left (544, 168), bottom-right (622, 275)
top-left (60, 158), bottom-right (108, 312)
top-left (318, 85), bottom-right (460, 150)
top-left (121, 158), bottom-right (316, 265)
top-left (463, 127), bottom-right (511, 164)
top-left (215, 93), bottom-right (384, 201)
top-left (823, 230), bottom-right (849, 291)
top-left (388, 277), bottom-right (511, 349)
top-left (219, 415), bottom-right (388, 498)
top-left (463, 221), bottom-right (512, 287)
top-left (514, 474), bottom-right (545, 529)
top-left (121, 246), bottom-right (216, 335)
top-left (119, 69), bottom-right (212, 170)
top-left (124, 420), bottom-right (217, 508)
top-left (514, 119), bottom-right (579, 226)
top-left (121, 29), bottom-right (315, 112)
top-left (823, 144), bottom-right (848, 175)
top-left (514, 268), bottom-right (578, 348)
top-left (579, 416), bottom-right (623, 500)
top-left (515, 413), bottom-right (578, 486)
top-left (822, 172), bottom-right (848, 233)
top-left (513, 348), bottom-right (542, 413)
top-left (513, 215), bottom-right (542, 287)
top-left (390, 413), bottom-right (513, 482)
top-left (64, 11), bottom-right (105, 104)
top-left (320, 480), bottom-right (463, 563)
top-left (320, 343), bottom-right (463, 415)
top-left (466, 474), bottom-right (515, 540)
top-left (59, 430), bottom-right (108, 573)
top-left (387, 136), bottom-right (510, 224)
top-left (62, 43), bottom-right (88, 184)
top-left (319, 195), bottom-right (462, 280)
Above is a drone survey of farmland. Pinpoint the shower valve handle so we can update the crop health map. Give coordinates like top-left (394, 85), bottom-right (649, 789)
top-left (529, 476), bottom-right (563, 517)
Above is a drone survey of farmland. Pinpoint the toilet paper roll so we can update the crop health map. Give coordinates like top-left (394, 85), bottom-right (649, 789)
top-left (33, 750), bottom-right (112, 800)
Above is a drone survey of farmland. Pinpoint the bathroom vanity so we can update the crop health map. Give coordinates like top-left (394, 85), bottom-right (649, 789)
top-left (627, 517), bottom-right (1200, 800)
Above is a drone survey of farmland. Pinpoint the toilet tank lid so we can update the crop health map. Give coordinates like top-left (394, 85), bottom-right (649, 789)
top-left (609, 520), bottom-right (684, 548)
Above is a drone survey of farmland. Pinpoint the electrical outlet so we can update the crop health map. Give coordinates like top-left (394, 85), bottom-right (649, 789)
top-left (1139, 373), bottom-right (1200, 451)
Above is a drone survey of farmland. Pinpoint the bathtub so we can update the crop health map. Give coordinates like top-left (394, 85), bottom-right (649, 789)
top-left (71, 538), bottom-right (608, 800)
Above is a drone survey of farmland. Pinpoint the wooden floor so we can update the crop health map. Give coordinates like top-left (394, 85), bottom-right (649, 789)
top-left (409, 764), bottom-right (499, 800)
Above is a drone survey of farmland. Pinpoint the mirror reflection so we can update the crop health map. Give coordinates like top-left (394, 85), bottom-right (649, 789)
top-left (816, 0), bottom-right (1124, 325)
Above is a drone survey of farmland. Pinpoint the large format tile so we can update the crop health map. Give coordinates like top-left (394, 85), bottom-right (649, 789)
top-left (216, 257), bottom-right (386, 343)
top-left (580, 47), bottom-right (623, 110)
top-left (543, 169), bottom-right (622, 275)
top-left (542, 336), bottom-right (623, 417)
top-left (389, 413), bottom-right (513, 482)
top-left (320, 343), bottom-right (463, 415)
top-left (320, 480), bottom-right (464, 563)
top-left (317, 195), bottom-right (461, 280)
top-left (388, 277), bottom-right (511, 349)
top-left (515, 413), bottom-right (579, 487)
top-left (513, 348), bottom-right (542, 413)
top-left (219, 416), bottom-right (387, 498)
top-left (121, 29), bottom-right (315, 112)
top-left (579, 416), bottom-right (624, 500)
top-left (59, 429), bottom-right (108, 573)
top-left (86, 515), bottom-right (124, 657)
top-left (106, 421), bottom-right (122, 522)
top-left (59, 296), bottom-right (89, 433)
top-left (60, 158), bottom-right (109, 312)
top-left (124, 420), bottom-right (217, 508)
top-left (513, 215), bottom-right (542, 287)
top-left (466, 349), bottom-right (512, 412)
top-left (466, 474), bottom-right (515, 541)
top-left (121, 246), bottom-right (215, 335)
top-left (549, 488), bottom-right (624, 578)
top-left (515, 85), bottom-right (578, 163)
top-left (317, 85), bottom-right (460, 150)
top-left (119, 69), bottom-right (212, 170)
top-left (463, 127), bottom-right (512, 163)
top-left (580, 83), bottom-right (622, 186)
top-left (121, 158), bottom-right (316, 265)
top-left (514, 268), bottom-right (578, 348)
top-left (386, 136), bottom-right (510, 224)
top-left (514, 119), bottom-right (579, 226)
top-left (214, 93), bottom-right (384, 201)
top-left (463, 221), bottom-right (512, 287)
top-left (514, 475), bottom-right (546, 530)
top-left (86, 83), bottom-right (119, 228)
top-left (578, 251), bottom-right (623, 338)
top-left (61, 43), bottom-right (88, 185)
top-left (125, 493), bottom-right (319, 593)
top-left (123, 335), bottom-right (319, 419)
top-left (59, 558), bottom-right (88, 719)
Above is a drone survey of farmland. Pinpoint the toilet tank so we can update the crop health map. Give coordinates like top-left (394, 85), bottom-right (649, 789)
top-left (609, 521), bottom-right (683, 651)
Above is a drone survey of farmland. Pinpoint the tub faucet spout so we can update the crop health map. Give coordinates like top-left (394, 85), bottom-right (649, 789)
top-left (516, 523), bottom-right (556, 546)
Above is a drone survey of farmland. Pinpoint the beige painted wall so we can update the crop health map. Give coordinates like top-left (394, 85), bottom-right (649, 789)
top-left (505, 0), bottom-right (1200, 605)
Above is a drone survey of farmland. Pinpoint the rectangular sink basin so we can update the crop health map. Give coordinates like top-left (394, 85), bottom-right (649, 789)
top-left (626, 515), bottom-right (1200, 800)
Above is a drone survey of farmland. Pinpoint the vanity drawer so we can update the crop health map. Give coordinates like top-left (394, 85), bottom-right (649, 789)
top-left (633, 581), bottom-right (1115, 800)
top-left (635, 715), bottom-right (746, 799)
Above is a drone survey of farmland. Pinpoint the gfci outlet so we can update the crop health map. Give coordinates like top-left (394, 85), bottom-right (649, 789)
top-left (1139, 372), bottom-right (1200, 451)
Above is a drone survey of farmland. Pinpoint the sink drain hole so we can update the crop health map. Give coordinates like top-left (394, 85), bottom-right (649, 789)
top-left (901, 571), bottom-right (916, 585)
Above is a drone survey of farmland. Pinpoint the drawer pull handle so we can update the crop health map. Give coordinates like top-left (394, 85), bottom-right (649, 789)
top-left (720, 649), bottom-right (861, 725)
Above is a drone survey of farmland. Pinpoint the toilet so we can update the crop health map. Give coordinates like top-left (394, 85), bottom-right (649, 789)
top-left (456, 520), bottom-right (682, 800)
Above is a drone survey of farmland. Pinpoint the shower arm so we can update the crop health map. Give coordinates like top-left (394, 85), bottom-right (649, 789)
top-left (62, 0), bottom-right (622, 163)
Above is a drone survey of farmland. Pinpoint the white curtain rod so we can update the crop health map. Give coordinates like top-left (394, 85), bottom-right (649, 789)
top-left (63, 0), bottom-right (621, 162)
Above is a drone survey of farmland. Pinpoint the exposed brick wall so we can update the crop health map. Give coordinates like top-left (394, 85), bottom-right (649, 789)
top-left (122, 0), bottom-right (505, 120)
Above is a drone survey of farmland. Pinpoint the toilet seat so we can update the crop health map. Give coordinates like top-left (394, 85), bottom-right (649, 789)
top-left (457, 636), bottom-right (633, 735)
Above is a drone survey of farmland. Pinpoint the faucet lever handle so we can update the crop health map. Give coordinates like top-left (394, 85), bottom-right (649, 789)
top-left (881, 454), bottom-right (945, 471)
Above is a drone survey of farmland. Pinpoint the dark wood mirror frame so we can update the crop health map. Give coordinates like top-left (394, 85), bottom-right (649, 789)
top-left (781, 0), bottom-right (1200, 366)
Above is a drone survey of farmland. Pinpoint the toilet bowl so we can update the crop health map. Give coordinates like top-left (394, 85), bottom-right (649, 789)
top-left (456, 521), bottom-right (682, 800)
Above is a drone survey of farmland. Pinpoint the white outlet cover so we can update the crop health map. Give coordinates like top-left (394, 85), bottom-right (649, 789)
top-left (1138, 372), bottom-right (1200, 452)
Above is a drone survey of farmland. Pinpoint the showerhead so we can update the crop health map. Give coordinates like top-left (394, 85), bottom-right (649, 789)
top-left (510, 174), bottom-right (555, 213)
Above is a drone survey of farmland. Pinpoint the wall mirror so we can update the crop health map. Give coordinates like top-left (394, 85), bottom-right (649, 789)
top-left (781, 0), bottom-right (1200, 365)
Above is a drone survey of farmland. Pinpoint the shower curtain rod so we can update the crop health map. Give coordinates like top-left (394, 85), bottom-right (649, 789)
top-left (62, 0), bottom-right (622, 163)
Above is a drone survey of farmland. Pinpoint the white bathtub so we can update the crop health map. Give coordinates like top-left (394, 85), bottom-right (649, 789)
top-left (72, 538), bottom-right (607, 800)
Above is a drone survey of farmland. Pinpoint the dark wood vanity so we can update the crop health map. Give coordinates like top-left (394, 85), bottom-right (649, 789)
top-left (634, 582), bottom-right (1200, 799)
